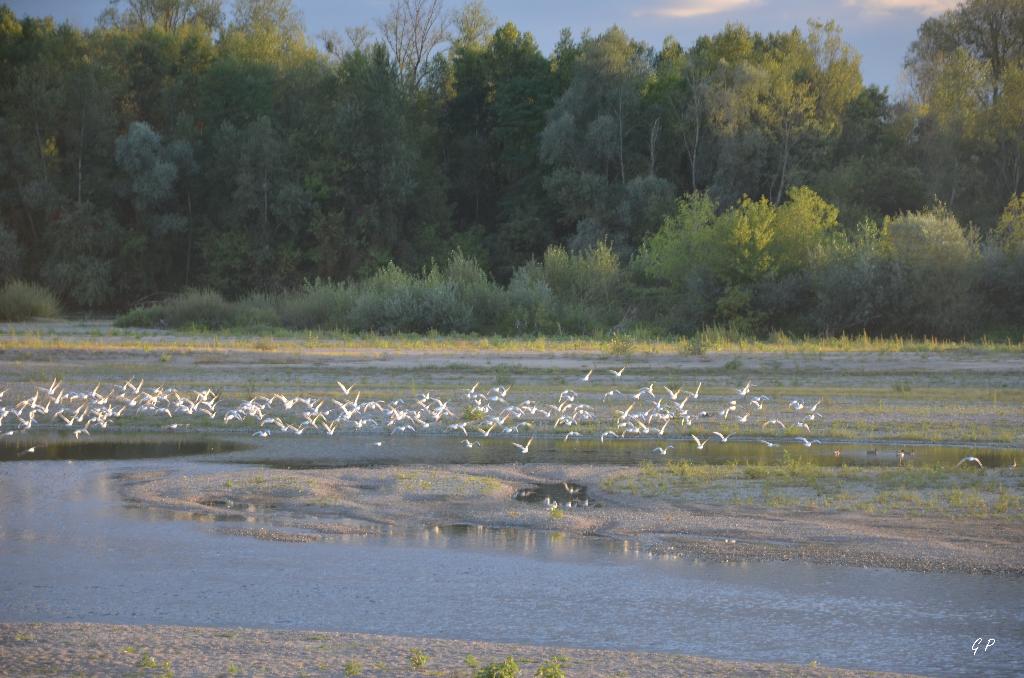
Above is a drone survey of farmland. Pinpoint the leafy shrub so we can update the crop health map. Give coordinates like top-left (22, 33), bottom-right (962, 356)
top-left (885, 205), bottom-right (980, 337)
top-left (270, 280), bottom-right (353, 330)
top-left (535, 656), bottom-right (568, 678)
top-left (117, 288), bottom-right (237, 329)
top-left (474, 656), bottom-right (520, 678)
top-left (0, 280), bottom-right (61, 321)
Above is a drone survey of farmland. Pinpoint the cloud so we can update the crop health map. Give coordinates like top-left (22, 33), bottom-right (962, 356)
top-left (634, 0), bottom-right (762, 19)
top-left (841, 0), bottom-right (958, 16)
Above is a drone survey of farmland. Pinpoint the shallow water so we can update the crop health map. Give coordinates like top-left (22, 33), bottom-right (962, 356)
top-left (4, 431), bottom-right (1016, 468)
top-left (0, 457), bottom-right (1021, 676)
top-left (0, 435), bottom-right (242, 461)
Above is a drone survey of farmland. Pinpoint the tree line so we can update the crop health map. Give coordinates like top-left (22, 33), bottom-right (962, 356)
top-left (0, 0), bottom-right (1022, 337)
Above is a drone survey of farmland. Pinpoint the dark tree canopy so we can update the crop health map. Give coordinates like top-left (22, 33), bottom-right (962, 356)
top-left (0, 0), bottom-right (1021, 339)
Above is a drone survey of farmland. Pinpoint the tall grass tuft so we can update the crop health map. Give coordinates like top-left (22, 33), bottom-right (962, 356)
top-left (0, 280), bottom-right (61, 321)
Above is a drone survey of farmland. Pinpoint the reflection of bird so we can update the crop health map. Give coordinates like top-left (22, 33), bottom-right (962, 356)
top-left (17, 446), bottom-right (36, 457)
top-left (795, 437), bottom-right (821, 447)
top-left (759, 439), bottom-right (780, 448)
top-left (512, 437), bottom-right (534, 454)
top-left (956, 456), bottom-right (983, 469)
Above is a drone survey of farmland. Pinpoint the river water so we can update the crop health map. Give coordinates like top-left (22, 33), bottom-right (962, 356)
top-left (1, 451), bottom-right (1021, 677)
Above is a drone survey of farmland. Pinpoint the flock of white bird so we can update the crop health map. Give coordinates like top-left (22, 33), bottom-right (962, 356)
top-left (0, 372), bottom-right (994, 468)
top-left (1, 372), bottom-right (821, 454)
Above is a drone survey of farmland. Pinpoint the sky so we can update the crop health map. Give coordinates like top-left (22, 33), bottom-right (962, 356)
top-left (7, 0), bottom-right (960, 93)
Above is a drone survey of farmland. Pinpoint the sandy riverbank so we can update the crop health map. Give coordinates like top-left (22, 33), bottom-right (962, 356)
top-left (119, 461), bottom-right (1024, 575)
top-left (0, 622), bottom-right (920, 677)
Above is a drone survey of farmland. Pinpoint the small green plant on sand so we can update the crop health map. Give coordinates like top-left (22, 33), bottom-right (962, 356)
top-left (535, 656), bottom-right (567, 678)
top-left (465, 654), bottom-right (480, 668)
top-left (344, 660), bottom-right (363, 676)
top-left (410, 648), bottom-right (429, 669)
top-left (607, 332), bottom-right (634, 357)
top-left (475, 656), bottom-right (521, 677)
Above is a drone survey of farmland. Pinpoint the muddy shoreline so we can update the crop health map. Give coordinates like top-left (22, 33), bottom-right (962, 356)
top-left (119, 461), bottom-right (1024, 576)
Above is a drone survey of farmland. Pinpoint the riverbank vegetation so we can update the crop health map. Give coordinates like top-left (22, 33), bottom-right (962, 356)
top-left (1, 0), bottom-right (1022, 338)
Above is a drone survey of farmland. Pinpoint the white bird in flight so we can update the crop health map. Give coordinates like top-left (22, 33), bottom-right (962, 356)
top-left (609, 367), bottom-right (626, 378)
top-left (512, 437), bottom-right (534, 454)
top-left (956, 456), bottom-right (983, 468)
top-left (690, 434), bottom-right (711, 450)
top-left (582, 369), bottom-right (593, 382)
top-left (653, 445), bottom-right (673, 455)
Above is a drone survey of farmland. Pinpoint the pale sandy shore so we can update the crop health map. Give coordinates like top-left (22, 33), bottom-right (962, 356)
top-left (120, 462), bottom-right (1024, 576)
top-left (0, 622), bottom-right (919, 677)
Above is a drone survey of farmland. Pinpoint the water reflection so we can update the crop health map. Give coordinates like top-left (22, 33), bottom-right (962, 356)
top-left (0, 459), bottom-right (1022, 677)
top-left (0, 432), bottom-right (1017, 468)
top-left (214, 433), bottom-right (1021, 469)
top-left (0, 435), bottom-right (243, 461)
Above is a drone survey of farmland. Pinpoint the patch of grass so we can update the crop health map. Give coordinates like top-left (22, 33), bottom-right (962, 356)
top-left (892, 380), bottom-right (913, 393)
top-left (410, 648), bottom-right (429, 669)
top-left (475, 656), bottom-right (521, 677)
top-left (606, 332), bottom-right (635, 357)
top-left (344, 660), bottom-right (363, 676)
top-left (465, 654), bottom-right (480, 668)
top-left (722, 357), bottom-right (743, 371)
top-left (0, 281), bottom-right (60, 321)
top-left (549, 507), bottom-right (565, 519)
top-left (535, 656), bottom-right (567, 678)
top-left (461, 405), bottom-right (486, 421)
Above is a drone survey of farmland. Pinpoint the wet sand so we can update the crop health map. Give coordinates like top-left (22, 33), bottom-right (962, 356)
top-left (121, 462), bottom-right (1024, 576)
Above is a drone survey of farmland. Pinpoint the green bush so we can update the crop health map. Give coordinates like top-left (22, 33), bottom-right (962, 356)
top-left (0, 280), bottom-right (61, 321)
top-left (885, 205), bottom-right (980, 337)
top-left (474, 656), bottom-right (520, 678)
top-left (535, 656), bottom-right (567, 678)
top-left (270, 280), bottom-right (353, 330)
top-left (116, 288), bottom-right (237, 329)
